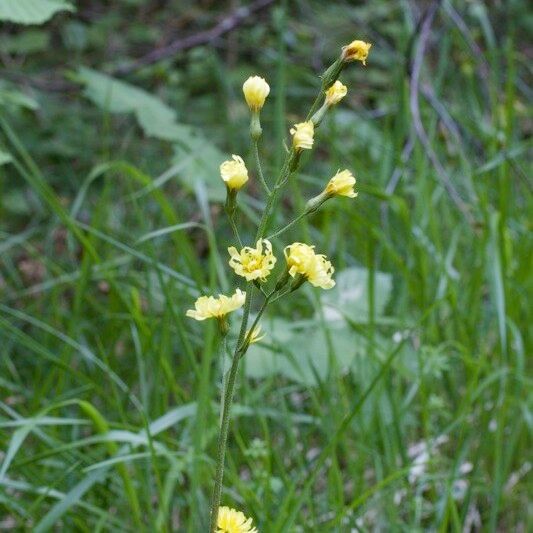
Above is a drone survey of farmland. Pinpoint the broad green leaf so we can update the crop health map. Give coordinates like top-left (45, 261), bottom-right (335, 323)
top-left (76, 67), bottom-right (226, 200)
top-left (320, 266), bottom-right (392, 322)
top-left (0, 0), bottom-right (74, 25)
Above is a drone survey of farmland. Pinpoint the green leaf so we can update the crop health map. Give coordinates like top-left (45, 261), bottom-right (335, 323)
top-left (320, 266), bottom-right (392, 322)
top-left (0, 0), bottom-right (74, 25)
top-left (0, 149), bottom-right (13, 166)
top-left (76, 67), bottom-right (227, 200)
top-left (0, 29), bottom-right (49, 54)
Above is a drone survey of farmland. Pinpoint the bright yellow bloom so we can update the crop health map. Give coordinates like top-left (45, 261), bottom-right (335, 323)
top-left (216, 506), bottom-right (258, 533)
top-left (325, 169), bottom-right (357, 198)
top-left (242, 76), bottom-right (270, 111)
top-left (325, 80), bottom-right (348, 106)
top-left (228, 239), bottom-right (276, 282)
top-left (290, 121), bottom-right (314, 150)
top-left (342, 40), bottom-right (372, 65)
top-left (246, 325), bottom-right (265, 345)
top-left (284, 243), bottom-right (335, 290)
top-left (220, 155), bottom-right (249, 190)
top-left (186, 289), bottom-right (245, 321)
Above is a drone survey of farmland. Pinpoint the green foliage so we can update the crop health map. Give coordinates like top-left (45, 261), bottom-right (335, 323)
top-left (0, 1), bottom-right (531, 531)
top-left (0, 0), bottom-right (74, 25)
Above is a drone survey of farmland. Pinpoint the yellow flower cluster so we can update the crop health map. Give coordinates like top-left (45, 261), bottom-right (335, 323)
top-left (342, 39), bottom-right (372, 65)
top-left (325, 80), bottom-right (347, 106)
top-left (242, 76), bottom-right (270, 111)
top-left (217, 506), bottom-right (258, 533)
top-left (284, 243), bottom-right (335, 289)
top-left (228, 239), bottom-right (277, 282)
top-left (186, 289), bottom-right (245, 321)
top-left (325, 169), bottom-right (357, 198)
top-left (290, 121), bottom-right (314, 150)
top-left (220, 155), bottom-right (249, 191)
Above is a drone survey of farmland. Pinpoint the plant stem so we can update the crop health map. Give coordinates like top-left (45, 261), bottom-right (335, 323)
top-left (228, 214), bottom-right (243, 247)
top-left (266, 210), bottom-right (309, 240)
top-left (253, 140), bottom-right (271, 195)
top-left (208, 284), bottom-right (253, 532)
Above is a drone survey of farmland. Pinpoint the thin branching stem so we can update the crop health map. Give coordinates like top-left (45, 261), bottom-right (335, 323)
top-left (253, 140), bottom-right (271, 195)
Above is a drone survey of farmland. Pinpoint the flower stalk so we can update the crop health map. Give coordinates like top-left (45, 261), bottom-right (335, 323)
top-left (186, 38), bottom-right (371, 530)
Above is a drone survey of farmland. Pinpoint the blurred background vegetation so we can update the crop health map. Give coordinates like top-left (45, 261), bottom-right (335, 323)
top-left (0, 0), bottom-right (531, 531)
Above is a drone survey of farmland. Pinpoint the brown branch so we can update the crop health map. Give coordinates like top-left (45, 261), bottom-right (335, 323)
top-left (113, 0), bottom-right (276, 75)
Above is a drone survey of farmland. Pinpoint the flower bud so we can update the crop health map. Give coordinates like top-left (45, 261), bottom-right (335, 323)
top-left (325, 169), bottom-right (357, 198)
top-left (341, 40), bottom-right (372, 65)
top-left (220, 155), bottom-right (249, 191)
top-left (242, 76), bottom-right (270, 111)
top-left (325, 80), bottom-right (347, 106)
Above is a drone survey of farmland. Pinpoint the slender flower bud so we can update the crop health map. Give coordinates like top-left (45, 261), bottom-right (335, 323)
top-left (325, 169), bottom-right (357, 198)
top-left (242, 76), bottom-right (270, 111)
top-left (220, 155), bottom-right (249, 191)
top-left (290, 121), bottom-right (314, 151)
top-left (325, 80), bottom-right (348, 106)
top-left (341, 40), bottom-right (372, 65)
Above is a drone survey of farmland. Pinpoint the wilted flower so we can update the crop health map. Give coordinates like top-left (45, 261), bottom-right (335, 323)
top-left (342, 39), bottom-right (372, 65)
top-left (186, 289), bottom-right (246, 321)
top-left (228, 239), bottom-right (276, 282)
top-left (242, 76), bottom-right (270, 111)
top-left (290, 121), bottom-right (314, 150)
top-left (216, 506), bottom-right (258, 533)
top-left (325, 169), bottom-right (357, 198)
top-left (284, 243), bottom-right (335, 290)
top-left (325, 80), bottom-right (348, 106)
top-left (220, 155), bottom-right (249, 190)
top-left (246, 325), bottom-right (265, 345)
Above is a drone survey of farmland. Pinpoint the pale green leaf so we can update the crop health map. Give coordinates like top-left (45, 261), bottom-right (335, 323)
top-left (0, 0), bottom-right (74, 25)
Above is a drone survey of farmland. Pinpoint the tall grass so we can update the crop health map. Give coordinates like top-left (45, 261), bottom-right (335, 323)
top-left (0, 1), bottom-right (530, 531)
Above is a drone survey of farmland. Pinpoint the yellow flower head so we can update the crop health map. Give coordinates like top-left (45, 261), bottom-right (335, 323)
top-left (220, 155), bottom-right (249, 191)
top-left (325, 80), bottom-right (348, 106)
top-left (246, 324), bottom-right (265, 345)
top-left (306, 253), bottom-right (336, 290)
top-left (342, 40), bottom-right (372, 65)
top-left (325, 169), bottom-right (357, 198)
top-left (243, 76), bottom-right (270, 111)
top-left (284, 243), bottom-right (335, 290)
top-left (186, 289), bottom-right (245, 321)
top-left (228, 239), bottom-right (276, 282)
top-left (217, 506), bottom-right (258, 533)
top-left (290, 121), bottom-right (314, 151)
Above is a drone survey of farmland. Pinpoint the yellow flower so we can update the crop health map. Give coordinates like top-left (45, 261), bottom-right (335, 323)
top-left (284, 243), bottom-right (335, 290)
top-left (306, 253), bottom-right (335, 289)
top-left (284, 243), bottom-right (316, 277)
top-left (186, 289), bottom-right (245, 321)
top-left (325, 80), bottom-right (348, 106)
top-left (290, 121), bottom-right (314, 150)
top-left (325, 169), bottom-right (357, 198)
top-left (228, 239), bottom-right (276, 282)
top-left (242, 76), bottom-right (270, 111)
top-left (220, 155), bottom-right (249, 191)
top-left (342, 40), bottom-right (372, 65)
top-left (246, 325), bottom-right (265, 345)
top-left (216, 506), bottom-right (258, 533)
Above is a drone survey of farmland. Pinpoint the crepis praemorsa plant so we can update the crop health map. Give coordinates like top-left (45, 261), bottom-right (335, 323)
top-left (186, 38), bottom-right (372, 533)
